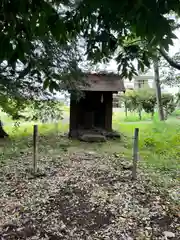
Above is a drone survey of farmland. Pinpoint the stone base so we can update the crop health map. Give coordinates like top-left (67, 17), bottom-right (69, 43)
top-left (79, 134), bottom-right (106, 142)
top-left (69, 128), bottom-right (120, 142)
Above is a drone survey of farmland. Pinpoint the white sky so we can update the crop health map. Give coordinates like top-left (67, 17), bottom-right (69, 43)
top-left (169, 29), bottom-right (180, 55)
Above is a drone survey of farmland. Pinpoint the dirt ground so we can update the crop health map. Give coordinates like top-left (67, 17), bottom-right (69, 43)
top-left (0, 136), bottom-right (179, 240)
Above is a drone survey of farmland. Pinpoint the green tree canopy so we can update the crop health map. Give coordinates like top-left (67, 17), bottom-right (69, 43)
top-left (1, 0), bottom-right (180, 83)
top-left (0, 0), bottom-right (84, 101)
top-left (120, 89), bottom-right (176, 120)
top-left (67, 0), bottom-right (180, 76)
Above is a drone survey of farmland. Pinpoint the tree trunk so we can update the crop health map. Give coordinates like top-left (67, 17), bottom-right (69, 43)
top-left (125, 106), bottom-right (128, 117)
top-left (153, 58), bottom-right (165, 121)
top-left (0, 120), bottom-right (8, 138)
top-left (151, 111), bottom-right (154, 119)
top-left (164, 107), bottom-right (168, 120)
top-left (138, 110), bottom-right (142, 120)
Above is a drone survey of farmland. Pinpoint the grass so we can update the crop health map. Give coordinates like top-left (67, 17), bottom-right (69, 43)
top-left (114, 119), bottom-right (180, 175)
top-left (113, 108), bottom-right (180, 122)
top-left (3, 121), bottom-right (68, 138)
top-left (113, 110), bottom-right (157, 122)
top-left (61, 104), bottom-right (70, 112)
top-left (2, 114), bottom-right (180, 180)
top-left (171, 108), bottom-right (180, 117)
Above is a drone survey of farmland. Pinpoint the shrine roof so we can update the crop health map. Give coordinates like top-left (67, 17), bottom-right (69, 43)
top-left (79, 73), bottom-right (125, 92)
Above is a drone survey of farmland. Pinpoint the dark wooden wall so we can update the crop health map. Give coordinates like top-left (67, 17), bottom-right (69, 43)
top-left (69, 91), bottom-right (113, 137)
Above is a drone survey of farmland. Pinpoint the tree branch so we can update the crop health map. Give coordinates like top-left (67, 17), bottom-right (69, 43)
top-left (159, 47), bottom-right (180, 70)
top-left (172, 23), bottom-right (180, 31)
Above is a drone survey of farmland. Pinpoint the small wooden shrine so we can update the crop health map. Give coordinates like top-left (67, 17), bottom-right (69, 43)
top-left (69, 73), bottom-right (125, 139)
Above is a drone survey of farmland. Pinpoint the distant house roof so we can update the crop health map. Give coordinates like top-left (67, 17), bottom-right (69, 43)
top-left (79, 73), bottom-right (125, 92)
top-left (134, 75), bottom-right (154, 80)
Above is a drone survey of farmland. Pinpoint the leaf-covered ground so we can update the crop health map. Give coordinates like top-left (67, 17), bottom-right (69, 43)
top-left (0, 135), bottom-right (179, 240)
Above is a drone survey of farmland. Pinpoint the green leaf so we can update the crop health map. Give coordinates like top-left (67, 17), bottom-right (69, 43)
top-left (43, 78), bottom-right (50, 89)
